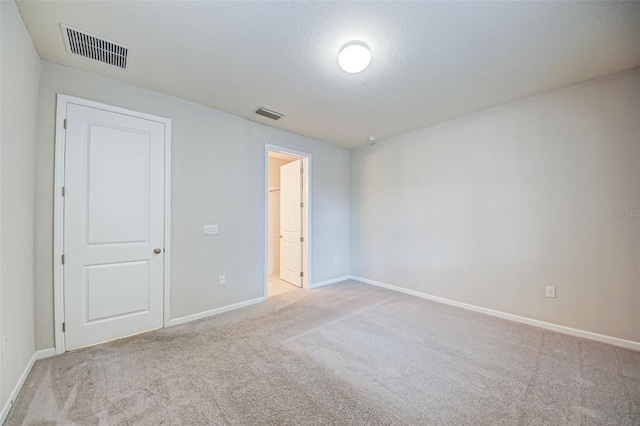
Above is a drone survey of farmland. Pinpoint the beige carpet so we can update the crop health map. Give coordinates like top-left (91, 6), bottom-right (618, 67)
top-left (6, 280), bottom-right (640, 425)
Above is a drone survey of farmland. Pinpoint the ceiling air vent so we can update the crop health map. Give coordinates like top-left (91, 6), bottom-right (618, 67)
top-left (61, 24), bottom-right (129, 69)
top-left (255, 107), bottom-right (284, 121)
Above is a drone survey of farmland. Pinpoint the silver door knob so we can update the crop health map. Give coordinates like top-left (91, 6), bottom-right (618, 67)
top-left (154, 248), bottom-right (162, 254)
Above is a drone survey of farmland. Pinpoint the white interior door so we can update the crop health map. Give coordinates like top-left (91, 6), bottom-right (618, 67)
top-left (279, 159), bottom-right (302, 286)
top-left (64, 103), bottom-right (165, 350)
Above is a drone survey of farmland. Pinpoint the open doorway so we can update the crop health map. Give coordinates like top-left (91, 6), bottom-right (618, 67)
top-left (266, 146), bottom-right (310, 298)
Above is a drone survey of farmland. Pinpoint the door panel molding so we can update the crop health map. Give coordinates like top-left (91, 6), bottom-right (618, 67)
top-left (54, 94), bottom-right (171, 354)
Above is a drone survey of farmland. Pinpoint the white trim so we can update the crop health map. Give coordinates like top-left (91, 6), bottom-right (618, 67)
top-left (0, 348), bottom-right (57, 423)
top-left (311, 275), bottom-right (351, 289)
top-left (162, 121), bottom-right (172, 328)
top-left (35, 348), bottom-right (56, 360)
top-left (264, 144), bottom-right (312, 298)
top-left (53, 95), bottom-right (66, 354)
top-left (169, 297), bottom-right (265, 327)
top-left (53, 94), bottom-right (172, 355)
top-left (0, 72), bottom-right (3, 417)
top-left (352, 276), bottom-right (640, 351)
top-left (0, 353), bottom-right (36, 424)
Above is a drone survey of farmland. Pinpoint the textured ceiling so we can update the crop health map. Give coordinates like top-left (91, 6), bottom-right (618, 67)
top-left (16, 1), bottom-right (640, 149)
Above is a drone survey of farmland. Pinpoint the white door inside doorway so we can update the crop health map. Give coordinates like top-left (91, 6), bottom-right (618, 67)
top-left (63, 102), bottom-right (167, 350)
top-left (279, 159), bottom-right (303, 286)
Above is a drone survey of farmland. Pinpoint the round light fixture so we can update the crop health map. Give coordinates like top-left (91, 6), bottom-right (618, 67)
top-left (338, 41), bottom-right (371, 73)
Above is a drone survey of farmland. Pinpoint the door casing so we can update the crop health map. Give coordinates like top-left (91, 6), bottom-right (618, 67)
top-left (53, 94), bottom-right (172, 355)
top-left (264, 144), bottom-right (311, 296)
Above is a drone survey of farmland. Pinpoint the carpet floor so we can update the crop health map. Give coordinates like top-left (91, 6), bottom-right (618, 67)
top-left (6, 280), bottom-right (640, 425)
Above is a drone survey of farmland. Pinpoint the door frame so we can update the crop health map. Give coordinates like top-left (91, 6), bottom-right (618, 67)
top-left (264, 144), bottom-right (311, 296)
top-left (53, 94), bottom-right (172, 354)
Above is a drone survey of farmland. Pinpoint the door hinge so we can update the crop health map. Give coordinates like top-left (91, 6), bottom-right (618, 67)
top-left (300, 271), bottom-right (304, 278)
top-left (300, 202), bottom-right (304, 208)
top-left (300, 237), bottom-right (304, 242)
top-left (61, 254), bottom-right (65, 264)
top-left (61, 186), bottom-right (65, 197)
top-left (300, 168), bottom-right (303, 174)
top-left (62, 322), bottom-right (66, 333)
top-left (63, 119), bottom-right (67, 129)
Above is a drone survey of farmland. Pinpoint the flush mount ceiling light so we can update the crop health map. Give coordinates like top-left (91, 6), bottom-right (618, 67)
top-left (338, 41), bottom-right (371, 73)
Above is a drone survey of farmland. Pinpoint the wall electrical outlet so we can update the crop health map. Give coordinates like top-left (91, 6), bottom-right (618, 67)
top-left (218, 275), bottom-right (226, 285)
top-left (545, 286), bottom-right (556, 298)
top-left (1, 335), bottom-right (7, 358)
top-left (204, 225), bottom-right (218, 235)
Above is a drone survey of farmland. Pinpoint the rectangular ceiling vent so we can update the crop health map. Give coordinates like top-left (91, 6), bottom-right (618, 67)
top-left (61, 24), bottom-right (129, 69)
top-left (255, 107), bottom-right (284, 121)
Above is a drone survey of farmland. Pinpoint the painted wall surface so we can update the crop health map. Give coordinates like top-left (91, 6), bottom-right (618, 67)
top-left (351, 68), bottom-right (640, 342)
top-left (34, 61), bottom-right (350, 349)
top-left (267, 156), bottom-right (294, 274)
top-left (0, 0), bottom-right (40, 410)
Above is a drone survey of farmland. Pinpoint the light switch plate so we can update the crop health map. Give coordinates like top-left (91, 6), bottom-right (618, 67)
top-left (204, 225), bottom-right (218, 235)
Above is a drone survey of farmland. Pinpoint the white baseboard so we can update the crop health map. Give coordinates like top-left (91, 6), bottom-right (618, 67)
top-left (311, 275), bottom-right (351, 289)
top-left (1, 353), bottom-right (34, 424)
top-left (35, 348), bottom-right (56, 360)
top-left (351, 275), bottom-right (640, 351)
top-left (0, 347), bottom-right (56, 423)
top-left (169, 297), bottom-right (265, 327)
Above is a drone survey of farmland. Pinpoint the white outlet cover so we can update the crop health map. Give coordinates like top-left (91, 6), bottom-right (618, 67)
top-left (545, 286), bottom-right (556, 298)
top-left (204, 225), bottom-right (218, 235)
top-left (219, 275), bottom-right (226, 285)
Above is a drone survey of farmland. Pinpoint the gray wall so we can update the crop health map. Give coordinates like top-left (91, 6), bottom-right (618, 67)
top-left (35, 61), bottom-right (350, 349)
top-left (0, 0), bottom-right (40, 409)
top-left (351, 68), bottom-right (640, 342)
